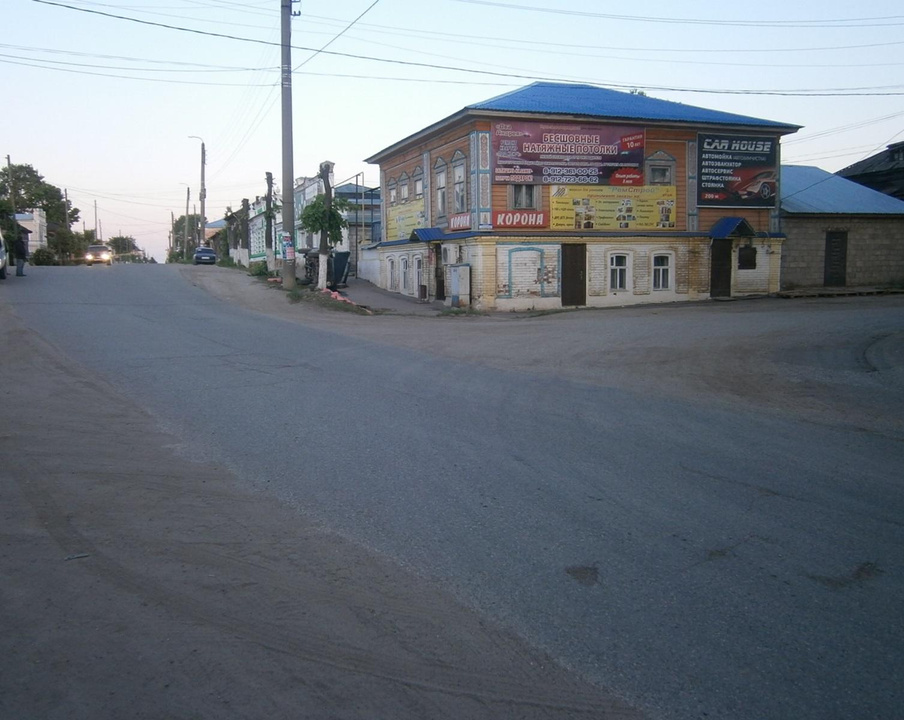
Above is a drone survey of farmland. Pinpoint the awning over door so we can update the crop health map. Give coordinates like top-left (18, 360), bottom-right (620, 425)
top-left (709, 217), bottom-right (756, 239)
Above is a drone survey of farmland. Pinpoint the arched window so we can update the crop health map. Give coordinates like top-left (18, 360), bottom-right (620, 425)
top-left (451, 151), bottom-right (467, 214)
top-left (401, 257), bottom-right (409, 291)
top-left (413, 167), bottom-right (424, 200)
top-left (434, 159), bottom-right (447, 218)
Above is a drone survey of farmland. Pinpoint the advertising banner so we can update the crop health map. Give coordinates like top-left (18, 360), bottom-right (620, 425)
top-left (492, 121), bottom-right (644, 185)
top-left (550, 185), bottom-right (676, 231)
top-left (493, 210), bottom-right (548, 228)
top-left (697, 134), bottom-right (778, 207)
top-left (281, 232), bottom-right (295, 261)
top-left (386, 198), bottom-right (427, 241)
top-left (448, 212), bottom-right (471, 230)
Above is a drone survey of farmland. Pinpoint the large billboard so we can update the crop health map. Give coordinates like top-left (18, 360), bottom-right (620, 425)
top-left (492, 121), bottom-right (644, 185)
top-left (550, 185), bottom-right (676, 231)
top-left (697, 134), bottom-right (778, 208)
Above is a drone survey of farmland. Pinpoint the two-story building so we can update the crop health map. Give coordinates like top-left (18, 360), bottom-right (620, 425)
top-left (363, 82), bottom-right (800, 310)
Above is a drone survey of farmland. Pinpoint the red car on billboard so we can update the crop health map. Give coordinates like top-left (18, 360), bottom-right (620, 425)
top-left (732, 170), bottom-right (776, 201)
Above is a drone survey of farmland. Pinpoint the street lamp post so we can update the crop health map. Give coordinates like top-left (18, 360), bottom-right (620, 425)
top-left (182, 184), bottom-right (190, 261)
top-left (189, 136), bottom-right (206, 249)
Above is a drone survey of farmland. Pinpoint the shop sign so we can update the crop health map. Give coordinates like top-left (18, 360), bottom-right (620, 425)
top-left (448, 212), bottom-right (471, 230)
top-left (494, 210), bottom-right (548, 228)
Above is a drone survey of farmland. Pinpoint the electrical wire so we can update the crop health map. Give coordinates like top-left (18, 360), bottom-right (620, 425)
top-left (30, 0), bottom-right (904, 96)
top-left (451, 0), bottom-right (904, 28)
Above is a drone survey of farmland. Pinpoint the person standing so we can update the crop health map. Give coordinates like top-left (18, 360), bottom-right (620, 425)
top-left (13, 233), bottom-right (27, 276)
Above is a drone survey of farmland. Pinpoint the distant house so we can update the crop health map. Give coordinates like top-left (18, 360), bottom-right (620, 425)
top-left (15, 209), bottom-right (47, 251)
top-left (780, 165), bottom-right (904, 289)
top-left (837, 142), bottom-right (904, 202)
top-left (364, 81), bottom-right (799, 309)
top-left (334, 182), bottom-right (380, 279)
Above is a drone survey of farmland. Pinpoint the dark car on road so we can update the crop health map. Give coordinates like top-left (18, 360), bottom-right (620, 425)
top-left (86, 245), bottom-right (113, 266)
top-left (193, 247), bottom-right (217, 265)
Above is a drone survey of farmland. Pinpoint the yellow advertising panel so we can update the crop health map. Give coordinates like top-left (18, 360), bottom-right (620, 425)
top-left (386, 198), bottom-right (427, 241)
top-left (550, 185), bottom-right (677, 231)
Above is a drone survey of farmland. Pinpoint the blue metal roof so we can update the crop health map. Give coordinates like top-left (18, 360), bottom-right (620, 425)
top-left (781, 165), bottom-right (904, 215)
top-left (411, 228), bottom-right (478, 243)
top-left (710, 217), bottom-right (757, 239)
top-left (468, 82), bottom-right (800, 131)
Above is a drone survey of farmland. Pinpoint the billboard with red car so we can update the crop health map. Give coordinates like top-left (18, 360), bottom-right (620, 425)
top-left (697, 134), bottom-right (778, 208)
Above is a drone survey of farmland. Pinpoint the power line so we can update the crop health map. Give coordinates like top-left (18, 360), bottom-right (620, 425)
top-left (293, 0), bottom-right (382, 71)
top-left (451, 0), bottom-right (904, 28)
top-left (26, 1), bottom-right (904, 96)
top-left (298, 11), bottom-right (904, 55)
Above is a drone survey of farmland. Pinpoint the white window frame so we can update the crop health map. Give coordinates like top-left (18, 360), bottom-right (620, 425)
top-left (399, 173), bottom-right (409, 203)
top-left (388, 179), bottom-right (397, 206)
top-left (644, 150), bottom-right (677, 187)
top-left (652, 254), bottom-right (671, 290)
top-left (413, 168), bottom-right (424, 200)
top-left (434, 161), bottom-right (447, 218)
top-left (610, 253), bottom-right (629, 291)
top-left (512, 184), bottom-right (537, 209)
top-left (452, 152), bottom-right (467, 214)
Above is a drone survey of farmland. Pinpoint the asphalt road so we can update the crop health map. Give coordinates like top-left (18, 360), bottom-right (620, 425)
top-left (3, 264), bottom-right (903, 720)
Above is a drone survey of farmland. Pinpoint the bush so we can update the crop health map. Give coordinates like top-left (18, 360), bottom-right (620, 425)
top-left (30, 247), bottom-right (57, 265)
top-left (249, 261), bottom-right (271, 277)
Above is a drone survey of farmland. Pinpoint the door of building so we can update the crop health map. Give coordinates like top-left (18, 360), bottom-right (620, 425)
top-left (434, 246), bottom-right (445, 300)
top-left (710, 239), bottom-right (732, 298)
top-left (561, 244), bottom-right (586, 306)
top-left (824, 231), bottom-right (848, 287)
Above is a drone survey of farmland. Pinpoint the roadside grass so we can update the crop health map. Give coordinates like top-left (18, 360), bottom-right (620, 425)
top-left (438, 307), bottom-right (488, 318)
top-left (283, 284), bottom-right (374, 315)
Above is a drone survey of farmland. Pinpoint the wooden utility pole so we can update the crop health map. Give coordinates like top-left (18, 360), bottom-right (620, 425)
top-left (265, 171), bottom-right (274, 249)
top-left (279, 0), bottom-right (300, 289)
top-left (183, 186), bottom-right (190, 260)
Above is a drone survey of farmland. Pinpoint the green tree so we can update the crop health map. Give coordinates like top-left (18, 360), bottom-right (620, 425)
top-left (299, 192), bottom-right (349, 289)
top-left (299, 195), bottom-right (349, 248)
top-left (1, 162), bottom-right (80, 258)
top-left (172, 213), bottom-right (201, 259)
top-left (108, 235), bottom-right (137, 256)
top-left (0, 163), bottom-right (80, 227)
top-left (49, 227), bottom-right (79, 264)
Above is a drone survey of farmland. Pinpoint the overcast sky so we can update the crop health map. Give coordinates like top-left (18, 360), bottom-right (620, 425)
top-left (6, 0), bottom-right (903, 261)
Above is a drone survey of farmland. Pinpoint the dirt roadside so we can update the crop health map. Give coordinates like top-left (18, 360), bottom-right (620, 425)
top-left (0, 303), bottom-right (641, 718)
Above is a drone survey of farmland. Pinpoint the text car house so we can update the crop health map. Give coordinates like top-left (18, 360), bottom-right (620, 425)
top-left (363, 82), bottom-right (800, 310)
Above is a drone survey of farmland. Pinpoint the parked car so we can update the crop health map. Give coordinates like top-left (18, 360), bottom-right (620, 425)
top-left (193, 247), bottom-right (217, 265)
top-left (0, 227), bottom-right (7, 279)
top-left (86, 244), bottom-right (113, 266)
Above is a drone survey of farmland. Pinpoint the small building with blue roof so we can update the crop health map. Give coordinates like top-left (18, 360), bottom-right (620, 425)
top-left (363, 82), bottom-right (800, 309)
top-left (780, 165), bottom-right (904, 289)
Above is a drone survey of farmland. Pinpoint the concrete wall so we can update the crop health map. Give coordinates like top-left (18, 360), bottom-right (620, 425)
top-left (491, 237), bottom-right (713, 311)
top-left (781, 215), bottom-right (904, 288)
